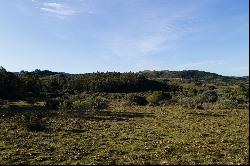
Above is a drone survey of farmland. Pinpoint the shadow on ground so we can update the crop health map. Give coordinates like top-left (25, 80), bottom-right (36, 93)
top-left (0, 105), bottom-right (155, 122)
top-left (59, 110), bottom-right (155, 122)
top-left (187, 111), bottom-right (226, 117)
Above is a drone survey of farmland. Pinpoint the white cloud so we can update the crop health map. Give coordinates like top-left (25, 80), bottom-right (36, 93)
top-left (104, 20), bottom-right (193, 60)
top-left (101, 3), bottom-right (203, 60)
top-left (105, 34), bottom-right (169, 59)
top-left (40, 2), bottom-right (77, 18)
top-left (36, 1), bottom-right (96, 19)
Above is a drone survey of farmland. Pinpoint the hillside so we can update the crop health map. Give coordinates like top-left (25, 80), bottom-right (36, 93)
top-left (0, 66), bottom-right (249, 165)
top-left (12, 69), bottom-right (249, 81)
top-left (140, 70), bottom-right (249, 84)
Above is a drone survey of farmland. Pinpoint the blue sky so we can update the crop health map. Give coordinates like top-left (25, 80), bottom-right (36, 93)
top-left (0, 0), bottom-right (249, 76)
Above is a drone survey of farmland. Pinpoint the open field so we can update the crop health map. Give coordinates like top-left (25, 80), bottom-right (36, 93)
top-left (0, 101), bottom-right (248, 165)
top-left (1, 0), bottom-right (249, 164)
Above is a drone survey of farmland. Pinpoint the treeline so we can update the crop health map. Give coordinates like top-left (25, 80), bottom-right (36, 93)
top-left (141, 70), bottom-right (249, 84)
top-left (0, 67), bottom-right (178, 100)
top-left (68, 72), bottom-right (176, 93)
top-left (141, 70), bottom-right (221, 79)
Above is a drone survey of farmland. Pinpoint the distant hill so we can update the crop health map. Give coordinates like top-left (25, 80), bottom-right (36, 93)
top-left (139, 70), bottom-right (249, 84)
top-left (13, 69), bottom-right (72, 77)
top-left (11, 68), bottom-right (248, 83)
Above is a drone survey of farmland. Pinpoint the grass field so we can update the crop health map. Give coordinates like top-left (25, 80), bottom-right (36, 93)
top-left (0, 101), bottom-right (249, 165)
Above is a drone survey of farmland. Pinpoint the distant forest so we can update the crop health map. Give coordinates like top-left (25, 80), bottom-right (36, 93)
top-left (0, 67), bottom-right (248, 105)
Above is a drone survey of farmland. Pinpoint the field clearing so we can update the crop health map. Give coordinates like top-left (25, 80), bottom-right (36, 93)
top-left (0, 103), bottom-right (248, 165)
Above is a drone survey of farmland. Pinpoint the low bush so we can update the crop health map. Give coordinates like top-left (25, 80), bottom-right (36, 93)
top-left (0, 99), bottom-right (8, 106)
top-left (233, 94), bottom-right (247, 104)
top-left (147, 91), bottom-right (172, 105)
top-left (60, 99), bottom-right (72, 109)
top-left (21, 111), bottom-right (47, 131)
top-left (178, 97), bottom-right (196, 109)
top-left (178, 96), bottom-right (203, 109)
top-left (127, 94), bottom-right (148, 106)
top-left (45, 98), bottom-right (60, 109)
top-left (72, 98), bottom-right (109, 111)
top-left (72, 100), bottom-right (90, 110)
top-left (216, 98), bottom-right (238, 109)
top-left (200, 90), bottom-right (218, 103)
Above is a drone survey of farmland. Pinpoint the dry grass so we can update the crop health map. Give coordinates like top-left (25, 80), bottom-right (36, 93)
top-left (0, 102), bottom-right (248, 165)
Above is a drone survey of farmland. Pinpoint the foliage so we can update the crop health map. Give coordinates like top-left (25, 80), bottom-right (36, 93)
top-left (200, 90), bottom-right (218, 103)
top-left (0, 67), bottom-right (21, 99)
top-left (19, 71), bottom-right (41, 98)
top-left (0, 66), bottom-right (249, 164)
top-left (0, 99), bottom-right (8, 106)
top-left (21, 110), bottom-right (46, 131)
top-left (216, 98), bottom-right (238, 109)
top-left (40, 74), bottom-right (67, 94)
top-left (178, 97), bottom-right (199, 109)
top-left (127, 94), bottom-right (148, 106)
top-left (230, 83), bottom-right (249, 103)
top-left (45, 98), bottom-right (60, 110)
top-left (147, 91), bottom-right (172, 105)
top-left (72, 98), bottom-right (109, 110)
top-left (60, 99), bottom-right (73, 109)
top-left (68, 72), bottom-right (171, 93)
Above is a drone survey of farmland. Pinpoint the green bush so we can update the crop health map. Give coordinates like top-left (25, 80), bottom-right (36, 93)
top-left (233, 94), bottom-right (247, 104)
top-left (147, 91), bottom-right (172, 105)
top-left (0, 99), bottom-right (8, 106)
top-left (72, 100), bottom-right (91, 110)
top-left (127, 94), bottom-right (148, 106)
top-left (217, 98), bottom-right (238, 109)
top-left (230, 84), bottom-right (248, 103)
top-left (200, 90), bottom-right (218, 103)
top-left (45, 98), bottom-right (60, 109)
top-left (60, 99), bottom-right (72, 109)
top-left (178, 90), bottom-right (218, 109)
top-left (93, 98), bottom-right (109, 109)
top-left (178, 97), bottom-right (196, 109)
top-left (72, 98), bottom-right (108, 110)
top-left (207, 84), bottom-right (217, 90)
top-left (178, 96), bottom-right (203, 109)
top-left (21, 111), bottom-right (46, 131)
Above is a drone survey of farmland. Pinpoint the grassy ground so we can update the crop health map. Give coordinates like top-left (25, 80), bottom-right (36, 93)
top-left (0, 101), bottom-right (248, 165)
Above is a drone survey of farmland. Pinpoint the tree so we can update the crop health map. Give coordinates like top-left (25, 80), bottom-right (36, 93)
top-left (19, 71), bottom-right (41, 98)
top-left (0, 67), bottom-right (21, 99)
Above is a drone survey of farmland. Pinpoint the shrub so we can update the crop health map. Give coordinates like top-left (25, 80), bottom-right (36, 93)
top-left (233, 94), bottom-right (247, 104)
top-left (127, 94), bottom-right (148, 106)
top-left (60, 99), bottom-right (72, 109)
top-left (92, 98), bottom-right (109, 109)
top-left (217, 98), bottom-right (238, 109)
top-left (26, 97), bottom-right (36, 106)
top-left (147, 91), bottom-right (172, 105)
top-left (72, 98), bottom-right (108, 110)
top-left (0, 100), bottom-right (10, 110)
top-left (178, 96), bottom-right (203, 109)
top-left (200, 90), bottom-right (218, 103)
top-left (207, 84), bottom-right (217, 90)
top-left (178, 97), bottom-right (196, 109)
top-left (45, 98), bottom-right (60, 109)
top-left (0, 99), bottom-right (8, 106)
top-left (21, 111), bottom-right (46, 131)
top-left (72, 100), bottom-right (90, 110)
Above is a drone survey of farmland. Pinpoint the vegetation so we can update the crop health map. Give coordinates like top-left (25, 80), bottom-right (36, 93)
top-left (0, 66), bottom-right (248, 165)
top-left (146, 91), bottom-right (172, 106)
top-left (126, 94), bottom-right (148, 106)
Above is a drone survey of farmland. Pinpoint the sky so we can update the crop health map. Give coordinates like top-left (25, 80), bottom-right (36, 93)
top-left (0, 0), bottom-right (249, 76)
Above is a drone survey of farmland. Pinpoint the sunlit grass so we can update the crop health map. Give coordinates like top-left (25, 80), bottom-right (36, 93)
top-left (9, 101), bottom-right (45, 107)
top-left (0, 103), bottom-right (248, 165)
